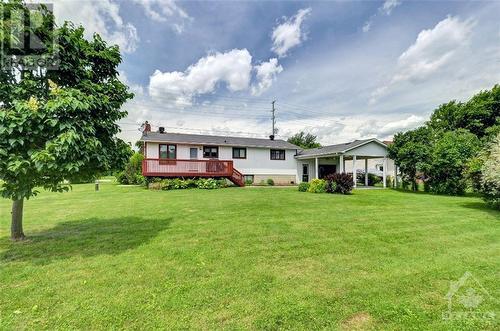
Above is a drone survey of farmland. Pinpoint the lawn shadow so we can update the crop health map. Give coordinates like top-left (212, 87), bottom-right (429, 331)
top-left (1, 217), bottom-right (172, 265)
top-left (460, 202), bottom-right (500, 217)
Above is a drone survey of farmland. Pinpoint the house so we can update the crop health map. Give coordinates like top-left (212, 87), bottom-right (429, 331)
top-left (140, 131), bottom-right (394, 187)
top-left (140, 132), bottom-right (300, 186)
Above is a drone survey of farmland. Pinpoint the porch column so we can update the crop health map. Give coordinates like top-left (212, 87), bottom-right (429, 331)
top-left (315, 157), bottom-right (319, 179)
top-left (364, 158), bottom-right (368, 186)
top-left (383, 156), bottom-right (387, 188)
top-left (352, 155), bottom-right (357, 188)
top-left (339, 155), bottom-right (344, 173)
top-left (394, 165), bottom-right (398, 188)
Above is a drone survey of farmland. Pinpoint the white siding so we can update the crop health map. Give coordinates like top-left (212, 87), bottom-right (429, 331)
top-left (344, 141), bottom-right (387, 157)
top-left (145, 142), bottom-right (297, 176)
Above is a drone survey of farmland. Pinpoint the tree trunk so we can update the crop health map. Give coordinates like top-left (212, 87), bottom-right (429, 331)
top-left (11, 199), bottom-right (25, 241)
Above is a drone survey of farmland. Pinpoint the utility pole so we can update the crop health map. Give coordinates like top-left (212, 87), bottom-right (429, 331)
top-left (271, 100), bottom-right (276, 139)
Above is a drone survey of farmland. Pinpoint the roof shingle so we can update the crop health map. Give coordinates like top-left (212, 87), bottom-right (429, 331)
top-left (140, 132), bottom-right (300, 149)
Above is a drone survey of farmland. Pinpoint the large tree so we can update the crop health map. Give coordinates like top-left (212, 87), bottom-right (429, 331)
top-left (428, 85), bottom-right (500, 140)
top-left (0, 1), bottom-right (133, 240)
top-left (425, 129), bottom-right (480, 195)
top-left (388, 126), bottom-right (432, 191)
top-left (287, 131), bottom-right (321, 149)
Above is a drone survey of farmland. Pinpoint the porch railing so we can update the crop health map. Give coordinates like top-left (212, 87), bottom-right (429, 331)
top-left (142, 158), bottom-right (234, 177)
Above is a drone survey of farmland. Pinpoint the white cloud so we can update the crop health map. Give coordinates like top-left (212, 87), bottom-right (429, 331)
top-left (363, 0), bottom-right (401, 33)
top-left (51, 0), bottom-right (139, 53)
top-left (362, 21), bottom-right (372, 33)
top-left (149, 49), bottom-right (253, 106)
top-left (271, 8), bottom-right (312, 57)
top-left (370, 16), bottom-right (475, 104)
top-left (133, 0), bottom-right (191, 33)
top-left (381, 0), bottom-right (402, 15)
top-left (357, 115), bottom-right (425, 138)
top-left (251, 58), bottom-right (283, 96)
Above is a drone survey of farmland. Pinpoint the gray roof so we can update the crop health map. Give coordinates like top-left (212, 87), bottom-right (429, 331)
top-left (296, 139), bottom-right (386, 158)
top-left (140, 132), bottom-right (300, 149)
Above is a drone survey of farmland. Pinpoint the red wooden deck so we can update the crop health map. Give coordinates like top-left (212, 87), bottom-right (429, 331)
top-left (142, 158), bottom-right (245, 186)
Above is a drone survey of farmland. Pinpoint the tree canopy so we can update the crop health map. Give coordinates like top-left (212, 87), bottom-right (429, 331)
top-left (0, 0), bottom-right (133, 239)
top-left (390, 85), bottom-right (500, 197)
top-left (287, 131), bottom-right (321, 149)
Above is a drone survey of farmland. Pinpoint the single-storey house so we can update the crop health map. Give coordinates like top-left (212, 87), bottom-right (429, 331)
top-left (140, 131), bottom-right (394, 187)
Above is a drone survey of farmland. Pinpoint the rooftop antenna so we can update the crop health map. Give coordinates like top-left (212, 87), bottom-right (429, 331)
top-left (270, 100), bottom-right (276, 140)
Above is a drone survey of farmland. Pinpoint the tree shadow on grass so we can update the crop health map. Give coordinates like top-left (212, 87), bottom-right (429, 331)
top-left (0, 217), bottom-right (172, 265)
top-left (459, 202), bottom-right (500, 217)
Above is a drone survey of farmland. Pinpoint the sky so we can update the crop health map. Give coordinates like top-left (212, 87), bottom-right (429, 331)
top-left (51, 0), bottom-right (500, 145)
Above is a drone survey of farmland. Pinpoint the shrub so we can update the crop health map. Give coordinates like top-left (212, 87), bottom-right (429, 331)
top-left (480, 133), bottom-right (500, 209)
top-left (244, 179), bottom-right (253, 185)
top-left (115, 171), bottom-right (128, 185)
top-left (196, 178), bottom-right (222, 189)
top-left (307, 179), bottom-right (327, 193)
top-left (298, 182), bottom-right (310, 192)
top-left (326, 180), bottom-right (337, 193)
top-left (267, 178), bottom-right (275, 186)
top-left (116, 152), bottom-right (145, 185)
top-left (325, 173), bottom-right (354, 194)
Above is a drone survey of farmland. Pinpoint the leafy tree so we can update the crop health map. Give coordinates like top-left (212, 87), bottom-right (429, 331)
top-left (287, 131), bottom-right (321, 149)
top-left (0, 1), bottom-right (133, 240)
top-left (425, 130), bottom-right (480, 195)
top-left (428, 85), bottom-right (500, 140)
top-left (459, 85), bottom-right (500, 139)
top-left (388, 126), bottom-right (432, 191)
top-left (427, 101), bottom-right (463, 134)
top-left (480, 133), bottom-right (500, 209)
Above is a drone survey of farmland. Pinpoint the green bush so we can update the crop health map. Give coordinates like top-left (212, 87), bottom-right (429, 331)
top-left (480, 134), bottom-right (500, 209)
top-left (298, 182), bottom-right (309, 192)
top-left (196, 178), bottom-right (223, 189)
top-left (267, 178), bottom-right (275, 186)
top-left (307, 179), bottom-right (327, 193)
top-left (244, 179), bottom-right (253, 185)
top-left (152, 178), bottom-right (227, 190)
top-left (116, 152), bottom-right (145, 185)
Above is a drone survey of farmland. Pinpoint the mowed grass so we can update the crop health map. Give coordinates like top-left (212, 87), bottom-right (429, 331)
top-left (0, 183), bottom-right (498, 330)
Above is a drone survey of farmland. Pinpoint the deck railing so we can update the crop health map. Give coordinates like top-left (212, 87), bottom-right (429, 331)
top-left (142, 158), bottom-right (234, 177)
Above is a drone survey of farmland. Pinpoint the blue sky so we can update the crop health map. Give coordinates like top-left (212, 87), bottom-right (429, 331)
top-left (53, 0), bottom-right (500, 144)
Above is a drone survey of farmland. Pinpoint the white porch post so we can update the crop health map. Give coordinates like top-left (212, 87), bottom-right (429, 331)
top-left (394, 165), bottom-right (398, 188)
top-left (352, 155), bottom-right (357, 188)
top-left (339, 155), bottom-right (344, 173)
top-left (315, 157), bottom-right (319, 179)
top-left (364, 158), bottom-right (368, 186)
top-left (383, 156), bottom-right (387, 188)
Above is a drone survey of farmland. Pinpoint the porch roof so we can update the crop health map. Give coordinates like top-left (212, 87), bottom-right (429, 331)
top-left (296, 138), bottom-right (387, 159)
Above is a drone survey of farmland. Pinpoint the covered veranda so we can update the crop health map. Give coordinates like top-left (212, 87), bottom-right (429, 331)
top-left (295, 139), bottom-right (393, 188)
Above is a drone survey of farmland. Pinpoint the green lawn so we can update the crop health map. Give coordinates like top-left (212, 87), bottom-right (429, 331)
top-left (0, 183), bottom-right (498, 330)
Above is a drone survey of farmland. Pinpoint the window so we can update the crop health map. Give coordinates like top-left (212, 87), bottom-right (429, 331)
top-left (203, 146), bottom-right (219, 158)
top-left (232, 147), bottom-right (247, 159)
top-left (270, 149), bottom-right (285, 160)
top-left (190, 148), bottom-right (198, 159)
top-left (159, 144), bottom-right (176, 159)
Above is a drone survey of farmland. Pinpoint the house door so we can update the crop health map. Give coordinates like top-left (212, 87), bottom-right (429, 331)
top-left (319, 165), bottom-right (336, 179)
top-left (302, 164), bottom-right (309, 182)
top-left (190, 148), bottom-right (198, 159)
